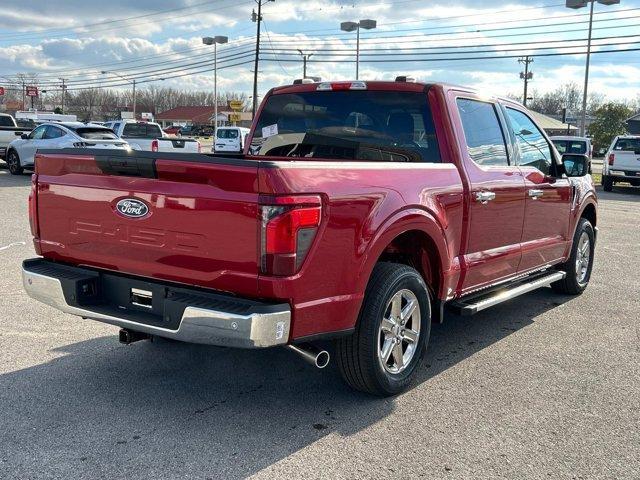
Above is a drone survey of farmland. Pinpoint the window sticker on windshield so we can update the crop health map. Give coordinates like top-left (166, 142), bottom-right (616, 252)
top-left (262, 124), bottom-right (278, 138)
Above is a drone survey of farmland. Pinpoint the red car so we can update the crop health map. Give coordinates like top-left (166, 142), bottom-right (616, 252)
top-left (23, 80), bottom-right (597, 396)
top-left (163, 125), bottom-right (181, 135)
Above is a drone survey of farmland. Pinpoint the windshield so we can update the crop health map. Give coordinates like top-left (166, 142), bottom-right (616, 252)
top-left (122, 123), bottom-right (162, 139)
top-left (552, 139), bottom-right (587, 155)
top-left (217, 129), bottom-right (239, 139)
top-left (250, 90), bottom-right (441, 162)
top-left (614, 138), bottom-right (640, 153)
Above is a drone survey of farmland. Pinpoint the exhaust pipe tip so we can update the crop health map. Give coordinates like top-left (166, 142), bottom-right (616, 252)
top-left (315, 350), bottom-right (330, 369)
top-left (287, 343), bottom-right (330, 369)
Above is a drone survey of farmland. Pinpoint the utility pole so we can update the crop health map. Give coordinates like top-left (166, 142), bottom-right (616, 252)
top-left (297, 50), bottom-right (314, 77)
top-left (518, 56), bottom-right (534, 107)
top-left (59, 78), bottom-right (67, 114)
top-left (132, 79), bottom-right (137, 118)
top-left (251, 0), bottom-right (274, 118)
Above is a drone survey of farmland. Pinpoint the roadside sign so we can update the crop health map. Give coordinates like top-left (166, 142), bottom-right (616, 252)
top-left (25, 86), bottom-right (38, 97)
top-left (141, 112), bottom-right (153, 121)
top-left (228, 112), bottom-right (242, 122)
top-left (229, 100), bottom-right (244, 111)
top-left (0, 87), bottom-right (4, 96)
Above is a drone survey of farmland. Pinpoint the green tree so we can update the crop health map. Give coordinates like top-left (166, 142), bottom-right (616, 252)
top-left (588, 103), bottom-right (632, 151)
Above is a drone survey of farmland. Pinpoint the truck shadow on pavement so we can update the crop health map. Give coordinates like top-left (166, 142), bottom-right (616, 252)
top-left (0, 288), bottom-right (574, 478)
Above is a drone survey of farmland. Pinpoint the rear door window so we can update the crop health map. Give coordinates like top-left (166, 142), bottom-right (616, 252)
top-left (75, 128), bottom-right (119, 140)
top-left (552, 140), bottom-right (587, 155)
top-left (217, 129), bottom-right (239, 139)
top-left (456, 98), bottom-right (509, 166)
top-left (0, 116), bottom-right (14, 127)
top-left (122, 123), bottom-right (162, 139)
top-left (614, 138), bottom-right (640, 153)
top-left (250, 90), bottom-right (441, 162)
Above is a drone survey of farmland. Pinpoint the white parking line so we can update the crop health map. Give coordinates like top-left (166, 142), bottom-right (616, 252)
top-left (0, 241), bottom-right (26, 252)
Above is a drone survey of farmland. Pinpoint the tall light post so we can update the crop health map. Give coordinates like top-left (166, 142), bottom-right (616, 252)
top-left (101, 70), bottom-right (137, 118)
top-left (203, 35), bottom-right (228, 130)
top-left (566, 0), bottom-right (620, 136)
top-left (340, 19), bottom-right (376, 80)
top-left (297, 50), bottom-right (314, 78)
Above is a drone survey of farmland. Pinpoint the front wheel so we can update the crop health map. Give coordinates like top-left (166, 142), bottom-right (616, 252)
top-left (336, 262), bottom-right (431, 396)
top-left (7, 150), bottom-right (23, 175)
top-left (552, 218), bottom-right (595, 295)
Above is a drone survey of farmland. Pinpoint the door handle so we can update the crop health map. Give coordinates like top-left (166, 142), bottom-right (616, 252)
top-left (528, 189), bottom-right (544, 199)
top-left (475, 191), bottom-right (496, 204)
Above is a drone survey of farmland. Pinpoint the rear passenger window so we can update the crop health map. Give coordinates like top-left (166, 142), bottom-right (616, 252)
top-left (456, 98), bottom-right (509, 166)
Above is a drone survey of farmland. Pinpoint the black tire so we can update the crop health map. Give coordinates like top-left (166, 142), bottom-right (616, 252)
top-left (7, 150), bottom-right (24, 175)
top-left (552, 218), bottom-right (595, 295)
top-left (336, 262), bottom-right (431, 396)
top-left (602, 175), bottom-right (613, 192)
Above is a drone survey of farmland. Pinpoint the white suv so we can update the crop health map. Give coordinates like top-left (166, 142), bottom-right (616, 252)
top-left (602, 135), bottom-right (640, 191)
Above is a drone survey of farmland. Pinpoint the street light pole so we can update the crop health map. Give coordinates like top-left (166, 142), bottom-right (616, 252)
top-left (566, 0), bottom-right (620, 136)
top-left (203, 36), bottom-right (229, 130)
top-left (340, 19), bottom-right (376, 80)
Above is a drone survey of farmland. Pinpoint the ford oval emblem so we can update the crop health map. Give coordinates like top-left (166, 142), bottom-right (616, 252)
top-left (116, 198), bottom-right (149, 218)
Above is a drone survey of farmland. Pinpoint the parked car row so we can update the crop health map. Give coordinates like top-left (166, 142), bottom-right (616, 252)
top-left (5, 122), bottom-right (129, 175)
top-left (3, 118), bottom-right (203, 174)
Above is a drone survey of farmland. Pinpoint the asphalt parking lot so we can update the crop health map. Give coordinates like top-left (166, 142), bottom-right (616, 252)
top-left (0, 166), bottom-right (638, 479)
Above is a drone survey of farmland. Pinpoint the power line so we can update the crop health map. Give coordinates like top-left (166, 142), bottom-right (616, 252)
top-left (0, 0), bottom-right (253, 43)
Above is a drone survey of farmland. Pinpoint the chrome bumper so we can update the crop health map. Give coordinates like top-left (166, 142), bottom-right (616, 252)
top-left (22, 260), bottom-right (290, 348)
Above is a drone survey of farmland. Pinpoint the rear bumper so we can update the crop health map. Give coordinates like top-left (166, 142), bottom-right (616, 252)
top-left (22, 258), bottom-right (291, 348)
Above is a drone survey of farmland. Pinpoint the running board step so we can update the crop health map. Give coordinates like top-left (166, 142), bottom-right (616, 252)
top-left (449, 271), bottom-right (566, 316)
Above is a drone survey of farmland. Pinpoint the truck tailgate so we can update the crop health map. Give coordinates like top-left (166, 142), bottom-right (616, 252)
top-left (34, 150), bottom-right (260, 298)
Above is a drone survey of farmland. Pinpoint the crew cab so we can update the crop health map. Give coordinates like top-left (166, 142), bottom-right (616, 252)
top-left (0, 113), bottom-right (31, 161)
top-left (105, 120), bottom-right (201, 153)
top-left (601, 135), bottom-right (640, 191)
top-left (22, 81), bottom-right (597, 396)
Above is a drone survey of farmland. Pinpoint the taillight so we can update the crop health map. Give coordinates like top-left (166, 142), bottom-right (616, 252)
top-left (260, 195), bottom-right (322, 276)
top-left (608, 153), bottom-right (615, 166)
top-left (317, 81), bottom-right (367, 91)
top-left (28, 174), bottom-right (38, 237)
top-left (151, 139), bottom-right (159, 152)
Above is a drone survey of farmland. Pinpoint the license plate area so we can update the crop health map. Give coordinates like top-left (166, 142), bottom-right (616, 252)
top-left (131, 288), bottom-right (153, 309)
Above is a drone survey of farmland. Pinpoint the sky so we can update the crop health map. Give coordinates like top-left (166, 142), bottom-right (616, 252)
top-left (0, 0), bottom-right (639, 105)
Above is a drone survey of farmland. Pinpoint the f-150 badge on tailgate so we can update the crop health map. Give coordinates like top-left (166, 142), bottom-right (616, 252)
top-left (116, 198), bottom-right (149, 218)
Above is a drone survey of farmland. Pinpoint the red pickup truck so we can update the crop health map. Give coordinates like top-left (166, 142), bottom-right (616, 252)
top-left (23, 80), bottom-right (597, 396)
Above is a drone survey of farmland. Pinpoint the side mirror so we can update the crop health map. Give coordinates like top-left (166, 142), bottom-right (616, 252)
top-left (21, 133), bottom-right (29, 139)
top-left (562, 153), bottom-right (589, 177)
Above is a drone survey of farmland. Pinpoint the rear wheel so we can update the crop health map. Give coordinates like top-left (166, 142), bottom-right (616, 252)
top-left (602, 175), bottom-right (613, 192)
top-left (336, 262), bottom-right (431, 396)
top-left (7, 150), bottom-right (23, 175)
top-left (552, 218), bottom-right (595, 295)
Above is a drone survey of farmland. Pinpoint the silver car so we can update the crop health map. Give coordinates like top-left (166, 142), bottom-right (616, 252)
top-left (5, 122), bottom-right (130, 175)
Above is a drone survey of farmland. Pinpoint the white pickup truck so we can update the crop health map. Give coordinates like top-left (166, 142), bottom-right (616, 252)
top-left (602, 135), bottom-right (640, 191)
top-left (104, 120), bottom-right (201, 153)
top-left (0, 113), bottom-right (31, 160)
